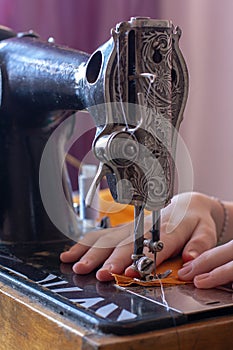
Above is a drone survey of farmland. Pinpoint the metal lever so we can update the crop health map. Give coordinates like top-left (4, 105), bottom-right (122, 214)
top-left (85, 162), bottom-right (110, 208)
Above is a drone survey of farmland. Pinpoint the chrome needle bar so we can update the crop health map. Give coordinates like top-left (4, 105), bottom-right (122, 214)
top-left (133, 205), bottom-right (145, 258)
top-left (150, 210), bottom-right (160, 277)
top-left (131, 205), bottom-right (145, 271)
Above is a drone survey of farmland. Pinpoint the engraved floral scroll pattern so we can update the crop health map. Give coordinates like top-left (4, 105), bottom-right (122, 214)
top-left (105, 24), bottom-right (188, 210)
top-left (133, 29), bottom-right (173, 208)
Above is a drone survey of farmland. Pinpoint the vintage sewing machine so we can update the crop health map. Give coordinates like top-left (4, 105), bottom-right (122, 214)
top-left (0, 16), bottom-right (186, 274)
top-left (0, 18), bottom-right (233, 347)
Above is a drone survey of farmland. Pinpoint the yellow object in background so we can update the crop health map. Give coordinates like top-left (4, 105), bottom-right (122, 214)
top-left (73, 188), bottom-right (150, 227)
top-left (98, 188), bottom-right (135, 226)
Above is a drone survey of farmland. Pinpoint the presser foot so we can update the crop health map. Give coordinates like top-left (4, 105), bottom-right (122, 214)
top-left (133, 269), bottom-right (173, 283)
top-left (131, 255), bottom-right (172, 282)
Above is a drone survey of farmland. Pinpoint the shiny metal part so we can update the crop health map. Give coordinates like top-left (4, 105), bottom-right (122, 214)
top-left (133, 256), bottom-right (154, 280)
top-left (132, 255), bottom-right (172, 281)
top-left (126, 284), bottom-right (233, 315)
top-left (157, 269), bottom-right (173, 279)
top-left (144, 239), bottom-right (164, 253)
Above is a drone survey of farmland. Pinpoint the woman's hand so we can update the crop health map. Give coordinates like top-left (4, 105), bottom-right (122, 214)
top-left (60, 223), bottom-right (137, 281)
top-left (178, 240), bottom-right (233, 289)
top-left (60, 192), bottom-right (226, 285)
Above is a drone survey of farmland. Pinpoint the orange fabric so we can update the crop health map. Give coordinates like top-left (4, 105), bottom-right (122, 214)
top-left (112, 256), bottom-right (193, 287)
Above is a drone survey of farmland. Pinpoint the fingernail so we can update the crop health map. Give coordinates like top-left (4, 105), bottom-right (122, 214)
top-left (182, 260), bottom-right (193, 267)
top-left (96, 265), bottom-right (114, 281)
top-left (72, 260), bottom-right (88, 273)
top-left (194, 273), bottom-right (210, 281)
top-left (178, 264), bottom-right (193, 277)
top-left (99, 263), bottom-right (113, 272)
top-left (77, 259), bottom-right (88, 265)
top-left (187, 250), bottom-right (199, 259)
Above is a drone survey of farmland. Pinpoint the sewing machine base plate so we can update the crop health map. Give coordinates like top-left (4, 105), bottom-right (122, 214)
top-left (0, 240), bottom-right (232, 335)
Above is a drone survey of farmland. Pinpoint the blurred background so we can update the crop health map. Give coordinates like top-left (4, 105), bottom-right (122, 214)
top-left (0, 0), bottom-right (233, 200)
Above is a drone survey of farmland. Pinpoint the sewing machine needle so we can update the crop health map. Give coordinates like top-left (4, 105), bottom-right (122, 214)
top-left (151, 210), bottom-right (160, 277)
top-left (133, 205), bottom-right (144, 258)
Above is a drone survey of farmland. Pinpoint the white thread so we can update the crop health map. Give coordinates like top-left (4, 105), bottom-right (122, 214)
top-left (157, 277), bottom-right (170, 311)
top-left (156, 277), bottom-right (181, 349)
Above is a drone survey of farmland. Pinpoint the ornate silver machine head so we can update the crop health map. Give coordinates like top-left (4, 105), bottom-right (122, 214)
top-left (87, 17), bottom-right (189, 278)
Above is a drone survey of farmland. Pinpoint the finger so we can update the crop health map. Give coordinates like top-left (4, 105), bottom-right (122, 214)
top-left (60, 243), bottom-right (89, 263)
top-left (194, 260), bottom-right (233, 289)
top-left (79, 226), bottom-right (129, 247)
top-left (125, 265), bottom-right (141, 278)
top-left (178, 240), bottom-right (233, 281)
top-left (72, 246), bottom-right (114, 275)
top-left (181, 216), bottom-right (217, 262)
top-left (96, 239), bottom-right (134, 281)
top-left (60, 222), bottom-right (133, 263)
top-left (154, 225), bottom-right (189, 266)
top-left (60, 229), bottom-right (109, 263)
top-left (153, 209), bottom-right (199, 266)
top-left (72, 228), bottom-right (134, 275)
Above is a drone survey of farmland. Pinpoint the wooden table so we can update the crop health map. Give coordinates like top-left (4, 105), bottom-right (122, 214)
top-left (1, 279), bottom-right (233, 350)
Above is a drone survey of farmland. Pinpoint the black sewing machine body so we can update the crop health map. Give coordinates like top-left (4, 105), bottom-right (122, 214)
top-left (0, 19), bottom-right (232, 337)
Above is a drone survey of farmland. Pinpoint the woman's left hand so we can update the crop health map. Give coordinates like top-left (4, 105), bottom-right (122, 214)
top-left (178, 240), bottom-right (233, 289)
